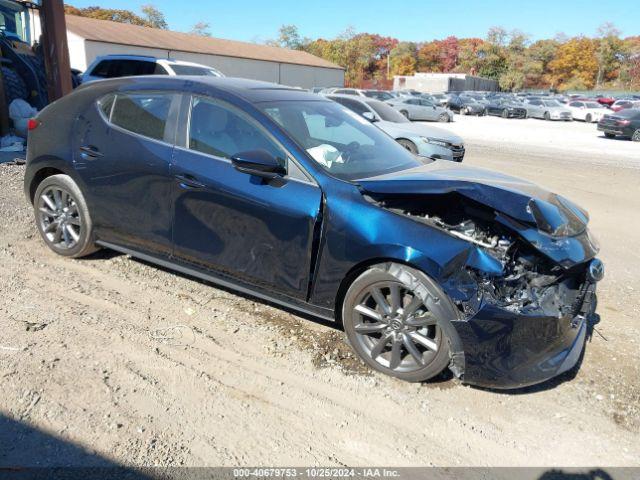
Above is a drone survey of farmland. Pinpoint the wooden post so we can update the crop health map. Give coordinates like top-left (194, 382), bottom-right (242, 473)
top-left (40, 0), bottom-right (72, 103)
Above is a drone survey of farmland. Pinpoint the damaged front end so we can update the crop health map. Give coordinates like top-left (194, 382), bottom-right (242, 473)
top-left (364, 184), bottom-right (603, 388)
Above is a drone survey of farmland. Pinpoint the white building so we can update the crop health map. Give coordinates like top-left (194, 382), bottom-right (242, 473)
top-left (394, 73), bottom-right (498, 93)
top-left (65, 15), bottom-right (344, 89)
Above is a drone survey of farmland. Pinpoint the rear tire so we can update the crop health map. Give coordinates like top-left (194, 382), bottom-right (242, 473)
top-left (585, 114), bottom-right (592, 123)
top-left (604, 132), bottom-right (616, 139)
top-left (33, 174), bottom-right (99, 258)
top-left (437, 113), bottom-right (449, 122)
top-left (342, 263), bottom-right (453, 382)
top-left (1, 66), bottom-right (29, 106)
top-left (400, 110), bottom-right (410, 119)
top-left (397, 138), bottom-right (418, 154)
top-left (501, 109), bottom-right (508, 118)
top-left (632, 129), bottom-right (640, 142)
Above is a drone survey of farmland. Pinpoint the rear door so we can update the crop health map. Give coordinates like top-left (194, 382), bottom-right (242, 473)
top-left (170, 95), bottom-right (322, 299)
top-left (73, 90), bottom-right (180, 256)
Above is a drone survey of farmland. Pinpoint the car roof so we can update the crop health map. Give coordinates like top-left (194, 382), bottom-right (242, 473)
top-left (77, 75), bottom-right (325, 103)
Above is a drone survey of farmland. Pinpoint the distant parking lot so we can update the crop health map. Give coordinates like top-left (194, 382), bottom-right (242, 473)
top-left (424, 114), bottom-right (640, 168)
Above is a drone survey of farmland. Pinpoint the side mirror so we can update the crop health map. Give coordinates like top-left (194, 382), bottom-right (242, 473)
top-left (231, 150), bottom-right (286, 179)
top-left (362, 111), bottom-right (377, 122)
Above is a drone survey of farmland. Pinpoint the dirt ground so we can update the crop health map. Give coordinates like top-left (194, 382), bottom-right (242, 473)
top-left (1, 123), bottom-right (639, 467)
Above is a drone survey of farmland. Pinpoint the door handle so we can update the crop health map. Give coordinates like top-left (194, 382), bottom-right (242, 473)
top-left (175, 173), bottom-right (206, 189)
top-left (79, 145), bottom-right (103, 158)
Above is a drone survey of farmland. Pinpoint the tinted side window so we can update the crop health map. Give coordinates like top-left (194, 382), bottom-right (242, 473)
top-left (110, 92), bottom-right (175, 141)
top-left (91, 60), bottom-right (112, 78)
top-left (112, 60), bottom-right (157, 77)
top-left (188, 96), bottom-right (287, 165)
top-left (330, 97), bottom-right (369, 116)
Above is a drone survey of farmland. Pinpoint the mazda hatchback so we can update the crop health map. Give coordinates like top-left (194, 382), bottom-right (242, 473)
top-left (25, 77), bottom-right (603, 389)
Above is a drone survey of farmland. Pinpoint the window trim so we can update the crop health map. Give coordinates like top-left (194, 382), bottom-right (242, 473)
top-left (181, 94), bottom-right (317, 186)
top-left (96, 90), bottom-right (181, 146)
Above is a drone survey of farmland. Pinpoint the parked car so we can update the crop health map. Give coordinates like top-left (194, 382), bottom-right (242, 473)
top-left (597, 109), bottom-right (640, 141)
top-left (522, 98), bottom-right (572, 121)
top-left (328, 94), bottom-right (464, 161)
top-left (430, 93), bottom-right (450, 106)
top-left (446, 94), bottom-right (485, 115)
top-left (80, 55), bottom-right (224, 84)
top-left (25, 76), bottom-right (603, 388)
top-left (485, 99), bottom-right (527, 119)
top-left (610, 99), bottom-right (640, 112)
top-left (566, 101), bottom-right (607, 123)
top-left (387, 97), bottom-right (454, 122)
top-left (595, 95), bottom-right (616, 107)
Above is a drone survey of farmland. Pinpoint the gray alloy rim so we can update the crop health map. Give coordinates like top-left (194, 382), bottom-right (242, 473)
top-left (439, 113), bottom-right (448, 122)
top-left (352, 281), bottom-right (442, 373)
top-left (38, 186), bottom-right (81, 250)
top-left (633, 130), bottom-right (640, 142)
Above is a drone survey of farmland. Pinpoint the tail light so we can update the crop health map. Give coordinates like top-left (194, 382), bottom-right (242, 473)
top-left (617, 120), bottom-right (631, 126)
top-left (27, 118), bottom-right (40, 131)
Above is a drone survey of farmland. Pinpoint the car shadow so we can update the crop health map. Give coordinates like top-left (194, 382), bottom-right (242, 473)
top-left (537, 468), bottom-right (614, 480)
top-left (118, 254), bottom-right (341, 332)
top-left (0, 413), bottom-right (150, 478)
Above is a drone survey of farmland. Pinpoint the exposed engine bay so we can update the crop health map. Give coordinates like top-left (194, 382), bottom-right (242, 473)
top-left (370, 192), bottom-right (591, 319)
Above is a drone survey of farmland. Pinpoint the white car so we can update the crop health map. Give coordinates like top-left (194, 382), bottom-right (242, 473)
top-left (80, 55), bottom-right (224, 84)
top-left (566, 101), bottom-right (607, 123)
top-left (327, 94), bottom-right (465, 162)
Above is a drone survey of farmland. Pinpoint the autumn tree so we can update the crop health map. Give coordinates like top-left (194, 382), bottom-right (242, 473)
top-left (548, 37), bottom-right (599, 90)
top-left (389, 42), bottom-right (417, 77)
top-left (64, 4), bottom-right (168, 29)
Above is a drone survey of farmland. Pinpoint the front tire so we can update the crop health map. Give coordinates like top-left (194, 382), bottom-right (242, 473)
top-left (342, 263), bottom-right (453, 382)
top-left (34, 174), bottom-right (99, 258)
top-left (544, 111), bottom-right (550, 121)
top-left (585, 113), bottom-right (592, 123)
top-left (400, 110), bottom-right (410, 119)
top-left (437, 112), bottom-right (449, 122)
top-left (604, 132), bottom-right (616, 139)
top-left (501, 109), bottom-right (508, 118)
top-left (632, 129), bottom-right (640, 142)
top-left (397, 138), bottom-right (418, 154)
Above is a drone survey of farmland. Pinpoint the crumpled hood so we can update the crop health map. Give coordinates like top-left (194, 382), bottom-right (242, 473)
top-left (378, 121), bottom-right (464, 146)
top-left (357, 161), bottom-right (589, 238)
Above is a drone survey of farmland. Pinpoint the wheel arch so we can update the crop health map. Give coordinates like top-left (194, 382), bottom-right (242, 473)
top-left (334, 257), bottom-right (466, 378)
top-left (26, 158), bottom-right (84, 205)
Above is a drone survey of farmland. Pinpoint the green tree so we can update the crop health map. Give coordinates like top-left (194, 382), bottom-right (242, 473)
top-left (141, 4), bottom-right (168, 29)
top-left (190, 22), bottom-right (211, 37)
top-left (595, 23), bottom-right (623, 87)
top-left (389, 42), bottom-right (417, 77)
top-left (267, 25), bottom-right (308, 50)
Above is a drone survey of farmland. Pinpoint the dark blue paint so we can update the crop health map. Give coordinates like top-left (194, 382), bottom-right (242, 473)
top-left (24, 76), bottom-right (602, 389)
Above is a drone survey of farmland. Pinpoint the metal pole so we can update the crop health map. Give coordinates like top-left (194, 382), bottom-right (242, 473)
top-left (41, 0), bottom-right (72, 103)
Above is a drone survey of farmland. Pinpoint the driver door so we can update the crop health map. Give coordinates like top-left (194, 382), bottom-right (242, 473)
top-left (171, 95), bottom-right (322, 299)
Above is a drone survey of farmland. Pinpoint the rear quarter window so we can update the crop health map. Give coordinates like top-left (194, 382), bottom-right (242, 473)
top-left (109, 92), bottom-right (176, 141)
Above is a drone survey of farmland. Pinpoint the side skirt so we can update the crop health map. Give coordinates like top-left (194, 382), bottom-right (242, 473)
top-left (96, 240), bottom-right (336, 323)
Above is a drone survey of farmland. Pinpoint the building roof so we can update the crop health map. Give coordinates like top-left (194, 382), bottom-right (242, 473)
top-left (65, 15), bottom-right (344, 71)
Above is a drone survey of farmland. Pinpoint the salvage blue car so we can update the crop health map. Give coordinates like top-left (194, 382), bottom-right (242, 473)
top-left (24, 77), bottom-right (603, 389)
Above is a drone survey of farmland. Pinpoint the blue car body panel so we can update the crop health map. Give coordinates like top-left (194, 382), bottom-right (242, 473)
top-left (24, 76), bottom-right (601, 389)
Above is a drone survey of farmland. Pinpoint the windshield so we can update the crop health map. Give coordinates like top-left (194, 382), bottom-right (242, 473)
top-left (585, 102), bottom-right (603, 108)
top-left (260, 100), bottom-right (423, 181)
top-left (366, 100), bottom-right (410, 123)
top-left (170, 64), bottom-right (221, 76)
top-left (363, 91), bottom-right (394, 101)
top-left (0, 0), bottom-right (29, 43)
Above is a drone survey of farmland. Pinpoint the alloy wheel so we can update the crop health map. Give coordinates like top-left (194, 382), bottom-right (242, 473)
top-left (351, 281), bottom-right (442, 373)
top-left (632, 129), bottom-right (640, 142)
top-left (37, 186), bottom-right (82, 250)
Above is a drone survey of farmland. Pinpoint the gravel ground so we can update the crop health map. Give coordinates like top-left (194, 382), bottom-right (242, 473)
top-left (1, 131), bottom-right (639, 467)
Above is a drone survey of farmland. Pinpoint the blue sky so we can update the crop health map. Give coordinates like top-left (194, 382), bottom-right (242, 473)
top-left (68, 0), bottom-right (637, 43)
